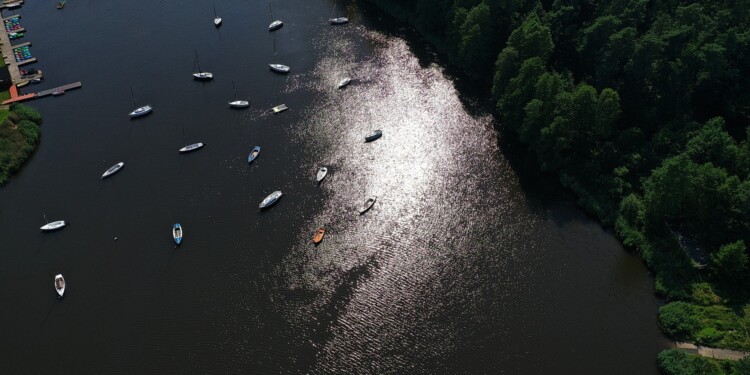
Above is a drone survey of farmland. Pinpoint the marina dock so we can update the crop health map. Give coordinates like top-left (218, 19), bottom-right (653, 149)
top-left (0, 6), bottom-right (81, 104)
top-left (2, 81), bottom-right (82, 104)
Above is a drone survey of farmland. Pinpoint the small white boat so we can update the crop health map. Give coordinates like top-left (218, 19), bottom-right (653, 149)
top-left (269, 64), bottom-right (290, 74)
top-left (329, 17), bottom-right (349, 25)
top-left (52, 90), bottom-right (65, 96)
top-left (260, 190), bottom-right (283, 209)
top-left (358, 196), bottom-right (377, 214)
top-left (129, 105), bottom-right (152, 118)
top-left (41, 220), bottom-right (66, 231)
top-left (248, 146), bottom-right (261, 163)
top-left (272, 104), bottom-right (288, 113)
top-left (54, 274), bottom-right (65, 298)
top-left (179, 143), bottom-right (204, 153)
top-left (193, 50), bottom-right (213, 80)
top-left (365, 129), bottom-right (382, 142)
top-left (6, 2), bottom-right (22, 9)
top-left (173, 223), bottom-right (183, 245)
top-left (229, 100), bottom-right (249, 108)
top-left (193, 72), bottom-right (214, 80)
top-left (229, 81), bottom-right (249, 108)
top-left (102, 162), bottom-right (125, 179)
top-left (269, 20), bottom-right (283, 31)
top-left (337, 77), bottom-right (352, 89)
top-left (316, 167), bottom-right (328, 182)
top-left (213, 5), bottom-right (222, 26)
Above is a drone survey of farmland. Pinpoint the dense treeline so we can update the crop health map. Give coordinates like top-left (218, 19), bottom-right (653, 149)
top-left (0, 104), bottom-right (42, 185)
top-left (365, 0), bottom-right (750, 366)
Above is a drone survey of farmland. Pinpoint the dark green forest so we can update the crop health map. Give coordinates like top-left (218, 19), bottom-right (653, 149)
top-left (364, 0), bottom-right (750, 371)
top-left (0, 104), bottom-right (42, 185)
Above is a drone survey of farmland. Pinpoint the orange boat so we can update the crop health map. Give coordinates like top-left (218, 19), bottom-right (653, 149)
top-left (312, 228), bottom-right (326, 244)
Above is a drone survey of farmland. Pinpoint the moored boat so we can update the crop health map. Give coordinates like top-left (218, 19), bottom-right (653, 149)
top-left (269, 20), bottom-right (283, 31)
top-left (337, 77), bottom-right (351, 89)
top-left (313, 227), bottom-right (326, 244)
top-left (365, 129), bottom-right (382, 142)
top-left (193, 50), bottom-right (214, 80)
top-left (56, 1), bottom-right (65, 9)
top-left (229, 81), bottom-right (249, 108)
top-left (316, 167), bottom-right (328, 182)
top-left (358, 196), bottom-right (377, 214)
top-left (329, 17), bottom-right (348, 25)
top-left (41, 220), bottom-right (66, 231)
top-left (101, 162), bottom-right (125, 179)
top-left (247, 146), bottom-right (261, 163)
top-left (213, 5), bottom-right (222, 26)
top-left (259, 190), bottom-right (283, 209)
top-left (272, 104), bottom-right (288, 113)
top-left (179, 143), bottom-right (204, 153)
top-left (173, 223), bottom-right (183, 245)
top-left (54, 274), bottom-right (65, 298)
top-left (129, 105), bottom-right (152, 118)
top-left (269, 64), bottom-right (290, 74)
top-left (52, 90), bottom-right (65, 96)
top-left (129, 87), bottom-right (152, 118)
top-left (229, 100), bottom-right (249, 108)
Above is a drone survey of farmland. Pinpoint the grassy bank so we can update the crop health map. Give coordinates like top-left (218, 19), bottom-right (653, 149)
top-left (658, 349), bottom-right (750, 375)
top-left (0, 103), bottom-right (43, 185)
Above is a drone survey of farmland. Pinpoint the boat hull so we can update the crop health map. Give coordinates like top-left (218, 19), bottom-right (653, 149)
top-left (358, 196), bottom-right (377, 214)
top-left (269, 64), bottom-right (290, 74)
top-left (179, 143), bottom-right (204, 153)
top-left (173, 224), bottom-right (183, 245)
top-left (41, 221), bottom-right (66, 231)
top-left (129, 106), bottom-right (152, 118)
top-left (365, 130), bottom-right (382, 142)
top-left (316, 167), bottom-right (328, 182)
top-left (54, 275), bottom-right (65, 298)
top-left (313, 228), bottom-right (326, 244)
top-left (337, 78), bottom-right (352, 88)
top-left (248, 146), bottom-right (261, 163)
top-left (229, 100), bottom-right (250, 108)
top-left (269, 21), bottom-right (283, 31)
top-left (193, 72), bottom-right (214, 80)
top-left (260, 191), bottom-right (283, 209)
top-left (329, 17), bottom-right (349, 25)
top-left (101, 162), bottom-right (125, 179)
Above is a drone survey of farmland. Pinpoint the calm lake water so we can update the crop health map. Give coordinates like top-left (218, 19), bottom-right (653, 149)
top-left (0, 0), bottom-right (670, 373)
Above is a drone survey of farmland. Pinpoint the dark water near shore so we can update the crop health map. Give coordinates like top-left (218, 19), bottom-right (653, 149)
top-left (0, 0), bottom-right (670, 373)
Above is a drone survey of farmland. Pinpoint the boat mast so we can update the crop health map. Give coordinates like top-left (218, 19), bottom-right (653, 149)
top-left (130, 86), bottom-right (137, 106)
top-left (195, 50), bottom-right (202, 73)
top-left (213, 4), bottom-right (217, 18)
top-left (232, 81), bottom-right (237, 99)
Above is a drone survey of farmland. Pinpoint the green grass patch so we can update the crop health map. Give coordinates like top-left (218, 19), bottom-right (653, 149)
top-left (0, 89), bottom-right (11, 103)
top-left (0, 104), bottom-right (42, 185)
top-left (657, 349), bottom-right (750, 375)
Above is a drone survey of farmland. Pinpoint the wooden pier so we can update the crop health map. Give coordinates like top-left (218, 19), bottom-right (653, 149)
top-left (2, 81), bottom-right (82, 104)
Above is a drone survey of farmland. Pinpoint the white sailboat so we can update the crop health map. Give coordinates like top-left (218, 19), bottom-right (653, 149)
top-left (213, 5), bottom-right (222, 27)
top-left (328, 2), bottom-right (348, 25)
top-left (129, 87), bottom-right (152, 118)
top-left (229, 81), bottom-right (249, 108)
top-left (316, 167), bottom-right (328, 182)
top-left (101, 162), bottom-right (125, 179)
top-left (269, 39), bottom-right (290, 74)
top-left (268, 1), bottom-right (282, 31)
top-left (40, 212), bottom-right (66, 231)
top-left (193, 50), bottom-right (214, 80)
